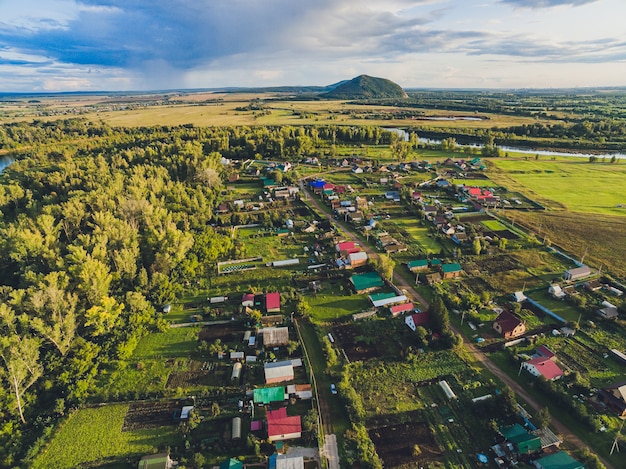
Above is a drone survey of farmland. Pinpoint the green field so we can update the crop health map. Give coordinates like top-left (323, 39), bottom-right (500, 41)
top-left (32, 405), bottom-right (178, 469)
top-left (388, 218), bottom-right (442, 254)
top-left (307, 288), bottom-right (372, 322)
top-left (481, 220), bottom-right (508, 231)
top-left (489, 158), bottom-right (626, 216)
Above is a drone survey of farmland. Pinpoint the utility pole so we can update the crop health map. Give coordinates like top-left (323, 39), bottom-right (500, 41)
top-left (610, 420), bottom-right (624, 455)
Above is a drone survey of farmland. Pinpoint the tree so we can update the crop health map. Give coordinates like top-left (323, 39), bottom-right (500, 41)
top-left (84, 296), bottom-right (124, 337)
top-left (536, 406), bottom-right (551, 429)
top-left (412, 444), bottom-right (422, 457)
top-left (0, 334), bottom-right (43, 423)
top-left (430, 295), bottom-right (450, 334)
top-left (245, 308), bottom-right (262, 325)
top-left (473, 237), bottom-right (482, 255)
top-left (210, 401), bottom-right (221, 418)
top-left (374, 254), bottom-right (395, 281)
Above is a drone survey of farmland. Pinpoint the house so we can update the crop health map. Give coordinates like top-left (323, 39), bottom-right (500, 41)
top-left (548, 284), bottom-right (566, 299)
top-left (441, 223), bottom-right (455, 235)
top-left (563, 265), bottom-right (592, 281)
top-left (262, 327), bottom-right (290, 347)
top-left (216, 203), bottom-right (230, 214)
top-left (351, 165), bottom-right (363, 174)
top-left (405, 311), bottom-right (430, 330)
top-left (260, 315), bottom-right (284, 327)
top-left (598, 305), bottom-right (619, 319)
top-left (512, 291), bottom-right (527, 303)
top-left (242, 293), bottom-right (255, 308)
top-left (500, 424), bottom-right (542, 455)
top-left (264, 361), bottom-right (294, 384)
top-left (266, 407), bottom-right (302, 442)
top-left (390, 302), bottom-right (415, 317)
top-left (441, 263), bottom-right (463, 279)
top-left (355, 196), bottom-right (368, 211)
top-left (422, 205), bottom-right (437, 217)
top-left (253, 386), bottom-right (286, 405)
top-left (533, 452), bottom-right (585, 469)
top-left (493, 311), bottom-right (526, 339)
top-left (350, 272), bottom-right (384, 293)
top-left (287, 383), bottom-right (313, 400)
top-left (584, 279), bottom-right (603, 291)
top-left (369, 292), bottom-right (408, 308)
top-left (138, 453), bottom-right (175, 469)
top-left (452, 232), bottom-right (468, 244)
top-left (347, 211), bottom-right (364, 223)
top-left (523, 356), bottom-right (564, 381)
top-left (274, 454), bottom-right (305, 469)
top-left (598, 382), bottom-right (626, 417)
top-left (422, 272), bottom-right (442, 285)
top-left (348, 251), bottom-right (368, 268)
top-left (265, 292), bottom-right (281, 313)
top-left (219, 458), bottom-right (243, 469)
top-left (336, 241), bottom-right (356, 253)
top-left (408, 259), bottom-right (429, 272)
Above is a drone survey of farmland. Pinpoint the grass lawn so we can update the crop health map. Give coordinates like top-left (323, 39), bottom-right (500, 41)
top-left (133, 326), bottom-right (201, 360)
top-left (482, 220), bottom-right (508, 231)
top-left (388, 218), bottom-right (442, 254)
top-left (526, 290), bottom-right (582, 323)
top-left (488, 158), bottom-right (626, 216)
top-left (452, 178), bottom-right (495, 187)
top-left (307, 289), bottom-right (372, 322)
top-left (32, 405), bottom-right (179, 469)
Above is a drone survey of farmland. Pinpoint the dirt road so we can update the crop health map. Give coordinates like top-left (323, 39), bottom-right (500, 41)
top-left (299, 180), bottom-right (614, 469)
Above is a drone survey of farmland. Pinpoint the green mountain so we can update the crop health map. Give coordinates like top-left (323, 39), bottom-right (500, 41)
top-left (323, 74), bottom-right (408, 99)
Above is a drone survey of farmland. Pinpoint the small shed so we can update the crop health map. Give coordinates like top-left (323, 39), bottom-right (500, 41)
top-left (232, 417), bottom-right (242, 440)
top-left (219, 458), bottom-right (243, 469)
top-left (231, 362), bottom-right (242, 380)
top-left (261, 327), bottom-right (290, 347)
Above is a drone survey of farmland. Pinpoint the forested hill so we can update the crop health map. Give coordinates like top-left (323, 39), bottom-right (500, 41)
top-left (323, 74), bottom-right (408, 99)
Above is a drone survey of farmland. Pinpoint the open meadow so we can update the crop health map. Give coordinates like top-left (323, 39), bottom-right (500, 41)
top-left (488, 157), bottom-right (626, 216)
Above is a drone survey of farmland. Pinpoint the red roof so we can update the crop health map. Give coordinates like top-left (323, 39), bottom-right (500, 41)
top-left (467, 187), bottom-right (482, 196)
top-left (536, 345), bottom-right (556, 359)
top-left (410, 312), bottom-right (429, 327)
top-left (267, 408), bottom-right (302, 438)
top-left (265, 292), bottom-right (280, 311)
top-left (527, 357), bottom-right (563, 380)
top-left (343, 247), bottom-right (361, 255)
top-left (337, 241), bottom-right (355, 251)
top-left (323, 183), bottom-right (335, 190)
top-left (412, 191), bottom-right (422, 199)
top-left (242, 293), bottom-right (255, 303)
top-left (390, 302), bottom-right (414, 315)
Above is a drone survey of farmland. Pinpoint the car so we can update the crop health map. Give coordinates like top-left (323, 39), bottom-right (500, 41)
top-left (330, 384), bottom-right (337, 395)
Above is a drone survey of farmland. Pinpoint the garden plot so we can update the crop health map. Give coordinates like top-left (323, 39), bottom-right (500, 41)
top-left (165, 361), bottom-right (230, 389)
top-left (331, 323), bottom-right (383, 362)
top-left (122, 400), bottom-right (185, 431)
top-left (470, 255), bottom-right (521, 274)
top-left (368, 420), bottom-right (442, 468)
top-left (198, 323), bottom-right (244, 342)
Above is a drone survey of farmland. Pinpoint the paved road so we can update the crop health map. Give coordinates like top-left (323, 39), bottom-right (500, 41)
top-left (300, 179), bottom-right (614, 469)
top-left (323, 434), bottom-right (340, 469)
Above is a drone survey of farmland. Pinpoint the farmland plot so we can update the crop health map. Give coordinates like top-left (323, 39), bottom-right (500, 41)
top-left (368, 420), bottom-right (442, 468)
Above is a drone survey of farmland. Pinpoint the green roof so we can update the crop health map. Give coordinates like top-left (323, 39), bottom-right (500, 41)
top-left (500, 424), bottom-right (527, 440)
top-left (350, 272), bottom-right (384, 291)
top-left (442, 263), bottom-right (462, 273)
top-left (511, 433), bottom-right (541, 454)
top-left (263, 179), bottom-right (276, 187)
top-left (253, 387), bottom-right (285, 404)
top-left (534, 452), bottom-right (585, 469)
top-left (408, 259), bottom-right (429, 269)
top-left (430, 259), bottom-right (442, 266)
top-left (220, 458), bottom-right (243, 469)
top-left (369, 291), bottom-right (397, 302)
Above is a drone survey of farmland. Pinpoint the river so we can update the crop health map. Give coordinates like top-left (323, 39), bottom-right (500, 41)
top-left (384, 128), bottom-right (626, 160)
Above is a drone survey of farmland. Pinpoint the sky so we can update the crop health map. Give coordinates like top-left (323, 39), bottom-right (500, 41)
top-left (1, 0), bottom-right (625, 92)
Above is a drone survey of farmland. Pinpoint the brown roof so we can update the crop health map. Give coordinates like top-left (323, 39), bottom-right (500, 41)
top-left (494, 310), bottom-right (524, 334)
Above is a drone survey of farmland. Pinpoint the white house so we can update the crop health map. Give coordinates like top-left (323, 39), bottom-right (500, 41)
top-left (548, 285), bottom-right (566, 299)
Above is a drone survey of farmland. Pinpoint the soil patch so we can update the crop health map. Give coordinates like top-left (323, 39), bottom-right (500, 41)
top-left (472, 255), bottom-right (520, 274)
top-left (491, 229), bottom-right (519, 240)
top-left (368, 421), bottom-right (442, 468)
top-left (331, 323), bottom-right (382, 362)
top-left (166, 361), bottom-right (230, 388)
top-left (122, 399), bottom-right (188, 431)
top-left (198, 324), bottom-right (243, 342)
